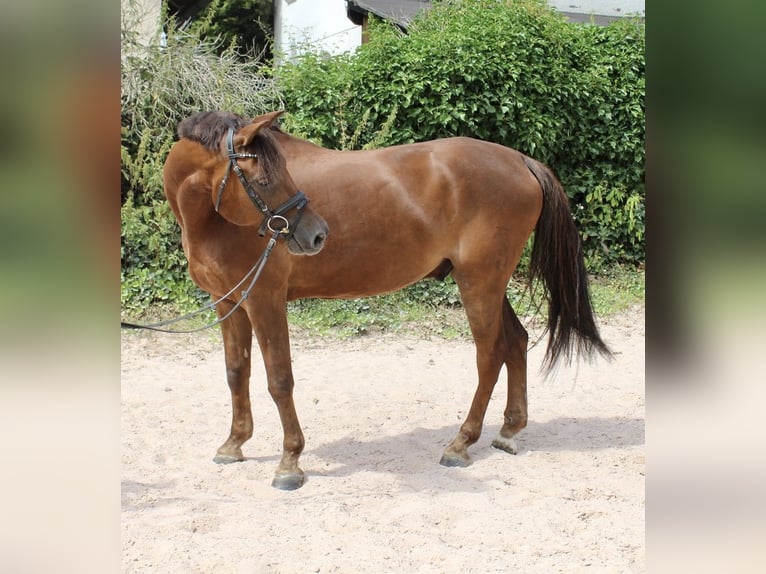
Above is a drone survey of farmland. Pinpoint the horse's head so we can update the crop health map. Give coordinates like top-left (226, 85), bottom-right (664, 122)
top-left (212, 111), bottom-right (328, 256)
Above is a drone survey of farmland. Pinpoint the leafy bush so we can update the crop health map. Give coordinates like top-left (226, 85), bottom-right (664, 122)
top-left (121, 0), bottom-right (644, 316)
top-left (277, 0), bottom-right (645, 268)
top-left (120, 198), bottom-right (201, 314)
top-left (181, 0), bottom-right (274, 61)
top-left (121, 0), bottom-right (281, 317)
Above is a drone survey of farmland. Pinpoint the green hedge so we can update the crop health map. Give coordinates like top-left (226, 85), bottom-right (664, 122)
top-left (277, 0), bottom-right (645, 268)
top-left (121, 0), bottom-right (644, 314)
top-left (120, 3), bottom-right (281, 315)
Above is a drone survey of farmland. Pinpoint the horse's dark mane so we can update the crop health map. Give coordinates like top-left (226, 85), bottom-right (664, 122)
top-left (177, 111), bottom-right (249, 151)
top-left (177, 111), bottom-right (285, 184)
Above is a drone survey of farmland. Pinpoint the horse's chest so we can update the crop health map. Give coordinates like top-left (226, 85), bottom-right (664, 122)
top-left (184, 240), bottom-right (234, 297)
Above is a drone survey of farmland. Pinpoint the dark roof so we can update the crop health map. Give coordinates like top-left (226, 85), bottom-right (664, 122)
top-left (346, 0), bottom-right (432, 28)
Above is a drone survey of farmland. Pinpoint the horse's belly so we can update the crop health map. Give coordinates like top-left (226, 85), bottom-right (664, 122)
top-left (287, 244), bottom-right (441, 301)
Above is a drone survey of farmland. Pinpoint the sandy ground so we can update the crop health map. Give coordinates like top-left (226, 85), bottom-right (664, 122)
top-left (121, 304), bottom-right (644, 573)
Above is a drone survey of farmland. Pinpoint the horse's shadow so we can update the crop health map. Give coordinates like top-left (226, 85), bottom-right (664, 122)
top-left (302, 416), bottom-right (644, 491)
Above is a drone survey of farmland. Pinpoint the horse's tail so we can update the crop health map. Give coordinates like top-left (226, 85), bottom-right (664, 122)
top-left (523, 156), bottom-right (613, 372)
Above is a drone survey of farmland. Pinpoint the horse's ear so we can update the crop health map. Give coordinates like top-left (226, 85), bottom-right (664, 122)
top-left (233, 111), bottom-right (284, 148)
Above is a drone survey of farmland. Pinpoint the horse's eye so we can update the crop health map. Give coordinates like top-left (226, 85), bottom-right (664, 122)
top-left (249, 176), bottom-right (269, 187)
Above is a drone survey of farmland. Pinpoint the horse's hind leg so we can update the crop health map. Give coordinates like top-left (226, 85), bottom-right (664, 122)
top-left (491, 297), bottom-right (528, 455)
top-left (213, 301), bottom-right (254, 464)
top-left (440, 277), bottom-right (507, 467)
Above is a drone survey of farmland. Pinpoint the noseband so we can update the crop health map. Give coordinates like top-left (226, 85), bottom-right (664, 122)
top-left (214, 127), bottom-right (308, 238)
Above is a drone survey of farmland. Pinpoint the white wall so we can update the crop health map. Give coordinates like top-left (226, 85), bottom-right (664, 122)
top-left (274, 0), bottom-right (362, 62)
top-left (547, 0), bottom-right (644, 18)
top-left (122, 0), bottom-right (163, 47)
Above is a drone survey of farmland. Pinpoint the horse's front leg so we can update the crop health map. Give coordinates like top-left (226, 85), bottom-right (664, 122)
top-left (213, 300), bottom-right (254, 464)
top-left (248, 297), bottom-right (305, 490)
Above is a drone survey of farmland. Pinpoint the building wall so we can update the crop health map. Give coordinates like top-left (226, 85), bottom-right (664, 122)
top-left (122, 0), bottom-right (163, 47)
top-left (274, 0), bottom-right (361, 62)
top-left (548, 0), bottom-right (644, 19)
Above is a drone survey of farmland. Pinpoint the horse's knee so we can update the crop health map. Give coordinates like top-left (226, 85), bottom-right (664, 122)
top-left (226, 365), bottom-right (250, 388)
top-left (267, 376), bottom-right (295, 401)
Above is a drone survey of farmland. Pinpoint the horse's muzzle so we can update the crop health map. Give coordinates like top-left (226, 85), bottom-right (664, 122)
top-left (287, 213), bottom-right (328, 256)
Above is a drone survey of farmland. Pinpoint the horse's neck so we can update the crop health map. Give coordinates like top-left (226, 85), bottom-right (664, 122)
top-left (173, 174), bottom-right (219, 235)
top-left (272, 130), bottom-right (331, 160)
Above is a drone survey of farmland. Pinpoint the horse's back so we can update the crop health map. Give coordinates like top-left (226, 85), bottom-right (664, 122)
top-left (325, 136), bottom-right (540, 211)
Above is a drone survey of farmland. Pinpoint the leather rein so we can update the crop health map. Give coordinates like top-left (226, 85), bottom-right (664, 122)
top-left (120, 128), bottom-right (309, 333)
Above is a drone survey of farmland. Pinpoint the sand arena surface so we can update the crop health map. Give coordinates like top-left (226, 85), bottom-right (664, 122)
top-left (121, 304), bottom-right (644, 573)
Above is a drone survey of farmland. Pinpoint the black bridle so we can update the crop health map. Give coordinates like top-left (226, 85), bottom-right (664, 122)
top-left (119, 127), bottom-right (310, 333)
top-left (214, 127), bottom-right (309, 238)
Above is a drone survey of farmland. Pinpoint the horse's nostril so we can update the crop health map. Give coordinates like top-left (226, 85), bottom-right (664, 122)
top-left (314, 233), bottom-right (327, 248)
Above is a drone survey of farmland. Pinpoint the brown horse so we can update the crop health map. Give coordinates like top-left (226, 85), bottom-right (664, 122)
top-left (163, 110), bottom-right (611, 490)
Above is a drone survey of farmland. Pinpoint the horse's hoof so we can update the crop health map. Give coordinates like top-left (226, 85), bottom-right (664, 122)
top-left (439, 452), bottom-right (472, 468)
top-left (213, 452), bottom-right (243, 464)
top-left (271, 471), bottom-right (305, 491)
top-left (491, 435), bottom-right (519, 455)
